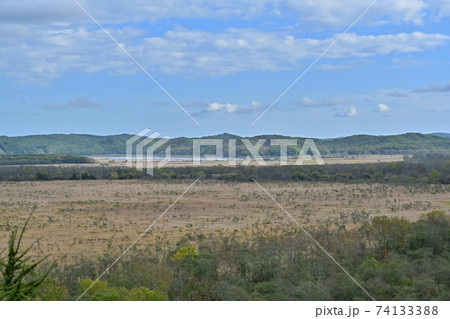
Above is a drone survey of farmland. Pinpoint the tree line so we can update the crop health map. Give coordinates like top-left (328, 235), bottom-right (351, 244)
top-left (0, 153), bottom-right (449, 184)
top-left (2, 210), bottom-right (448, 301)
top-left (0, 154), bottom-right (94, 166)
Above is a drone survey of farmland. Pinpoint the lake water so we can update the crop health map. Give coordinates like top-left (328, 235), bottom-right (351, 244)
top-left (91, 156), bottom-right (243, 162)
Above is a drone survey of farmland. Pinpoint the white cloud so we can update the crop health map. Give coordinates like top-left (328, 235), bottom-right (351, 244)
top-left (336, 106), bottom-right (357, 117)
top-left (1, 24), bottom-right (448, 83)
top-left (0, 0), bottom-right (83, 24)
top-left (285, 0), bottom-right (427, 27)
top-left (332, 32), bottom-right (449, 58)
top-left (377, 103), bottom-right (390, 112)
top-left (0, 0), bottom-right (281, 25)
top-left (2, 0), bottom-right (450, 30)
top-left (1, 0), bottom-right (449, 84)
top-left (2, 0), bottom-right (443, 27)
top-left (204, 101), bottom-right (261, 114)
top-left (1, 1), bottom-right (449, 83)
top-left (297, 97), bottom-right (347, 107)
top-left (347, 106), bottom-right (357, 117)
top-left (206, 102), bottom-right (239, 113)
top-left (428, 0), bottom-right (450, 19)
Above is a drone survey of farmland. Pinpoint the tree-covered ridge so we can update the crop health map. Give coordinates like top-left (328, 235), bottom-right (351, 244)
top-left (0, 132), bottom-right (449, 156)
top-left (431, 133), bottom-right (450, 139)
top-left (0, 134), bottom-right (132, 155)
top-left (0, 154), bottom-right (95, 165)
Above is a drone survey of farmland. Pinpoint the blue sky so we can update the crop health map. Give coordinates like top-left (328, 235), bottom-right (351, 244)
top-left (1, 0), bottom-right (449, 138)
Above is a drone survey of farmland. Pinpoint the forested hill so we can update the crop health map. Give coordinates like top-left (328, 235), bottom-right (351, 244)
top-left (431, 132), bottom-right (450, 139)
top-left (0, 132), bottom-right (449, 156)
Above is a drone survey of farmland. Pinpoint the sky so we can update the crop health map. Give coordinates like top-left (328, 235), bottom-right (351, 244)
top-left (1, 0), bottom-right (450, 138)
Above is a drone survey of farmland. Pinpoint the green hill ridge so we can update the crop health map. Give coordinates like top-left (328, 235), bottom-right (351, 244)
top-left (0, 132), bottom-right (449, 156)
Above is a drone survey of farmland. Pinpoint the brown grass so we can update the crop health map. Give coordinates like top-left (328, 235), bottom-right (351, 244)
top-left (0, 179), bottom-right (448, 264)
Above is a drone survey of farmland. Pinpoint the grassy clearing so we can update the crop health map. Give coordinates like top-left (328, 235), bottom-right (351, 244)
top-left (0, 180), bottom-right (448, 264)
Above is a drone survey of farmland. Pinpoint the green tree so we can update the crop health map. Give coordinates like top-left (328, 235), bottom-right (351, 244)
top-left (172, 246), bottom-right (198, 261)
top-left (0, 213), bottom-right (55, 300)
top-left (360, 216), bottom-right (410, 260)
top-left (410, 210), bottom-right (449, 255)
top-left (126, 286), bottom-right (167, 301)
top-left (36, 278), bottom-right (68, 301)
top-left (79, 279), bottom-right (167, 301)
top-left (427, 169), bottom-right (442, 183)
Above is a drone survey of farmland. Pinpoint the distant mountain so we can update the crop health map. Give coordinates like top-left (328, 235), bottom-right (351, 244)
top-left (430, 133), bottom-right (450, 139)
top-left (0, 133), bottom-right (449, 156)
top-left (0, 134), bottom-right (132, 156)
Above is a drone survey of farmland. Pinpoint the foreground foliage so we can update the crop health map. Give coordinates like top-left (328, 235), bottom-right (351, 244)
top-left (78, 279), bottom-right (167, 301)
top-left (44, 210), bottom-right (449, 301)
top-left (0, 213), bottom-right (55, 301)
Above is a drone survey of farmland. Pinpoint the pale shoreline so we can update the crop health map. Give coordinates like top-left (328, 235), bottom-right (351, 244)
top-left (95, 154), bottom-right (405, 167)
top-left (0, 154), bottom-right (405, 168)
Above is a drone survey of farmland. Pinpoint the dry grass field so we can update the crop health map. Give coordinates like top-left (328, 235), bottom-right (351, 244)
top-left (0, 155), bottom-right (404, 169)
top-left (96, 154), bottom-right (405, 167)
top-left (0, 179), bottom-right (449, 265)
